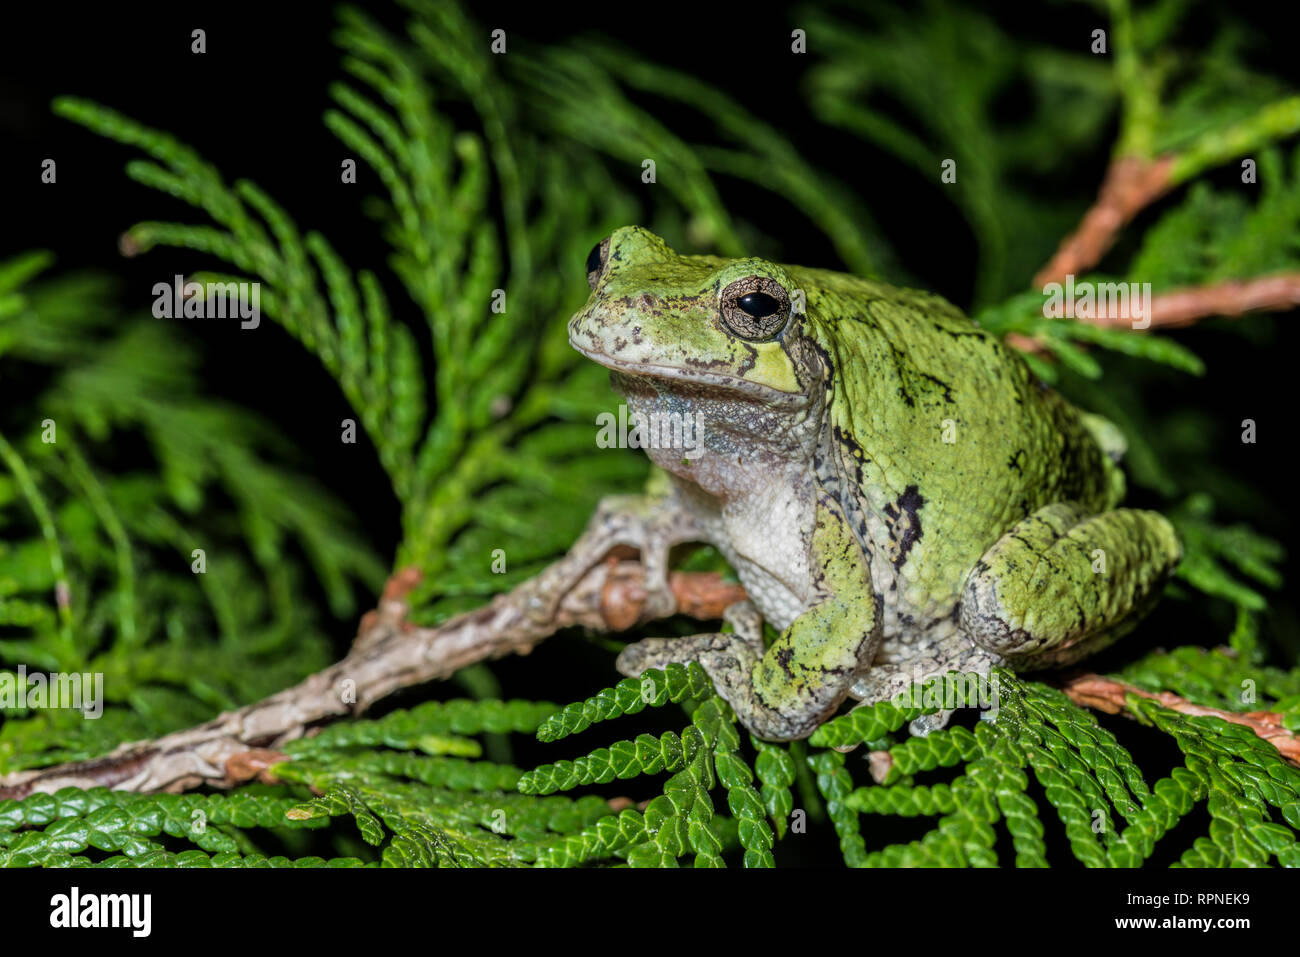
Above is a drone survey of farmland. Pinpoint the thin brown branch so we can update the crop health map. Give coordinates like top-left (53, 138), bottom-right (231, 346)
top-left (1032, 154), bottom-right (1176, 288)
top-left (1020, 149), bottom-right (1300, 349)
top-left (1135, 274), bottom-right (1300, 328)
top-left (1059, 672), bottom-right (1300, 767)
top-left (1007, 273), bottom-right (1300, 357)
top-left (1038, 274), bottom-right (1300, 331)
top-left (6, 557), bottom-right (1294, 799)
top-left (0, 559), bottom-right (745, 800)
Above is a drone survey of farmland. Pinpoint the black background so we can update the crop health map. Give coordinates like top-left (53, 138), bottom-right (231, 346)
top-left (5, 862), bottom-right (1283, 939)
top-left (1, 0), bottom-right (1297, 871)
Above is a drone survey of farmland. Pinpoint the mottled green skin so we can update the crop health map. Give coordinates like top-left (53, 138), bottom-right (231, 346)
top-left (800, 264), bottom-right (1125, 619)
top-left (570, 226), bottom-right (1180, 741)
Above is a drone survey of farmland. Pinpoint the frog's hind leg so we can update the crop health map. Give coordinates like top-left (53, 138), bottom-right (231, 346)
top-left (850, 628), bottom-right (1001, 736)
top-left (850, 503), bottom-right (1180, 736)
top-left (960, 502), bottom-right (1181, 668)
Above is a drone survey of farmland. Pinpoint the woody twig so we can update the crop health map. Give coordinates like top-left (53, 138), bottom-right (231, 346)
top-left (1032, 155), bottom-right (1176, 290)
top-left (1018, 96), bottom-right (1300, 344)
top-left (0, 558), bottom-right (745, 800)
top-left (1005, 273), bottom-right (1300, 356)
top-left (1060, 672), bottom-right (1300, 768)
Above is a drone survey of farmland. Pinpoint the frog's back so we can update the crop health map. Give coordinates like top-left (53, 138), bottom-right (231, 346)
top-left (791, 266), bottom-right (1120, 620)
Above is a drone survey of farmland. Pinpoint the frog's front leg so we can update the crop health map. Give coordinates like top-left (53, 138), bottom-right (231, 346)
top-left (617, 495), bottom-right (882, 741)
top-left (522, 479), bottom-right (703, 625)
top-left (960, 502), bottom-right (1182, 668)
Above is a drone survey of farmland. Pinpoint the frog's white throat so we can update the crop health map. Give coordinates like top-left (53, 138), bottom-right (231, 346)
top-left (610, 369), bottom-right (825, 507)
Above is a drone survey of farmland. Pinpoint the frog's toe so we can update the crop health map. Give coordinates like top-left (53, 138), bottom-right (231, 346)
top-left (848, 631), bottom-right (1000, 736)
top-left (530, 489), bottom-right (703, 626)
top-left (614, 637), bottom-right (665, 677)
top-left (615, 633), bottom-right (729, 677)
top-left (616, 633), bottom-right (815, 739)
top-left (907, 710), bottom-right (953, 736)
top-left (722, 600), bottom-right (765, 653)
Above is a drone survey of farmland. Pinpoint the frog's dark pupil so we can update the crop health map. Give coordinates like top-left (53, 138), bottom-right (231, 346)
top-left (586, 243), bottom-right (603, 276)
top-left (738, 292), bottom-right (779, 318)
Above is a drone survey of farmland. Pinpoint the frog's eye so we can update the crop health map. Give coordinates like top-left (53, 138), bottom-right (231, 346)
top-left (586, 238), bottom-right (610, 290)
top-left (719, 276), bottom-right (790, 341)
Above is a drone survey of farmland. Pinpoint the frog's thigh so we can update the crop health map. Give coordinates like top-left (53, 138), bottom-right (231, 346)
top-left (960, 503), bottom-right (1181, 667)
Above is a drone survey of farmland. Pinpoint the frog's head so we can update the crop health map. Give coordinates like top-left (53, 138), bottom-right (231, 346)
top-left (568, 226), bottom-right (820, 408)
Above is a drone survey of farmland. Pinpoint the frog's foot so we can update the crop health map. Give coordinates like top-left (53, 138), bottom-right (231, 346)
top-left (617, 629), bottom-right (776, 720)
top-left (615, 598), bottom-right (763, 675)
top-left (617, 628), bottom-right (848, 741)
top-left (850, 630), bottom-right (1000, 736)
top-left (961, 503), bottom-right (1181, 669)
top-left (522, 491), bottom-right (702, 626)
top-left (618, 632), bottom-right (731, 678)
top-left (721, 600), bottom-right (766, 654)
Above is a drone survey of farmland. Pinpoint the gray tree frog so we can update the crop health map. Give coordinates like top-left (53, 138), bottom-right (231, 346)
top-left (563, 226), bottom-right (1180, 741)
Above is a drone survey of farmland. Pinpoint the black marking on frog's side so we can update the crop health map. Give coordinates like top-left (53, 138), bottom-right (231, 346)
top-left (920, 372), bottom-right (955, 403)
top-left (775, 645), bottom-right (795, 677)
top-left (1008, 449), bottom-right (1026, 474)
top-left (883, 484), bottom-right (925, 570)
top-left (832, 424), bottom-right (864, 459)
top-left (883, 340), bottom-right (917, 407)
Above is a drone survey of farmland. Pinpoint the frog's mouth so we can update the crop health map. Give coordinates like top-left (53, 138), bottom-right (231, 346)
top-left (570, 342), bottom-right (809, 409)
